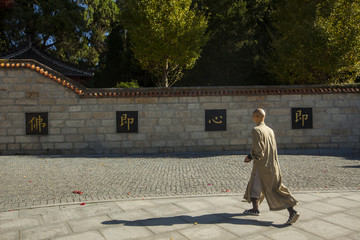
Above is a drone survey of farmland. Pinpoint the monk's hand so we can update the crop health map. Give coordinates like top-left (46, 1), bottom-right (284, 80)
top-left (244, 157), bottom-right (251, 163)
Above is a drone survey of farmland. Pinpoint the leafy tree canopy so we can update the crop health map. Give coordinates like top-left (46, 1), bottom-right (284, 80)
top-left (0, 0), bottom-right (119, 68)
top-left (265, 0), bottom-right (360, 84)
top-left (121, 0), bottom-right (209, 87)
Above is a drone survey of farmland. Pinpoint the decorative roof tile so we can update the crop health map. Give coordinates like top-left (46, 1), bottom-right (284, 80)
top-left (0, 43), bottom-right (93, 77)
top-left (1, 59), bottom-right (359, 98)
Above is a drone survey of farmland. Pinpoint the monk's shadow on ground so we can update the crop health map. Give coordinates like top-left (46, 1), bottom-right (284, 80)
top-left (102, 213), bottom-right (289, 229)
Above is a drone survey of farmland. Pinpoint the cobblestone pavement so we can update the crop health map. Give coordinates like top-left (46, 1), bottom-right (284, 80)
top-left (1, 151), bottom-right (359, 211)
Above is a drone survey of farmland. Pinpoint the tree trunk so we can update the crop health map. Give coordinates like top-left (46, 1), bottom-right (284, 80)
top-left (162, 59), bottom-right (169, 87)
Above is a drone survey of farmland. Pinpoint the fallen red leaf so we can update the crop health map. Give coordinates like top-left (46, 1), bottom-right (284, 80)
top-left (80, 202), bottom-right (85, 206)
top-left (73, 191), bottom-right (83, 195)
top-left (29, 181), bottom-right (32, 183)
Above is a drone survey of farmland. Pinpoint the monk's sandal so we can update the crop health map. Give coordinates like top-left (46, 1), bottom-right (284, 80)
top-left (243, 209), bottom-right (260, 216)
top-left (285, 212), bottom-right (300, 225)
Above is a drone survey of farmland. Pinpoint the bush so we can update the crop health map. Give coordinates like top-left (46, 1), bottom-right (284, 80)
top-left (114, 80), bottom-right (139, 88)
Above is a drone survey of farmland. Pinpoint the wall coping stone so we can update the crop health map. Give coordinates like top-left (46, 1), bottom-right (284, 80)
top-left (1, 59), bottom-right (360, 98)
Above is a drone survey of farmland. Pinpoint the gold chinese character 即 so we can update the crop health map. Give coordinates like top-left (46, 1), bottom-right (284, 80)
top-left (120, 114), bottom-right (135, 131)
top-left (295, 110), bottom-right (309, 127)
top-left (29, 115), bottom-right (47, 133)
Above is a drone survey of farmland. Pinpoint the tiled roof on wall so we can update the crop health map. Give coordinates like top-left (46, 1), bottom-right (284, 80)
top-left (0, 43), bottom-right (93, 77)
top-left (1, 59), bottom-right (359, 98)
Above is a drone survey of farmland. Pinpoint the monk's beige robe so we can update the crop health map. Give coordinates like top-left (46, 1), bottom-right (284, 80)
top-left (244, 122), bottom-right (298, 211)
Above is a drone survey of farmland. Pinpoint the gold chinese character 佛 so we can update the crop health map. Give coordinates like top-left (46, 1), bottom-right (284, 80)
top-left (29, 115), bottom-right (46, 133)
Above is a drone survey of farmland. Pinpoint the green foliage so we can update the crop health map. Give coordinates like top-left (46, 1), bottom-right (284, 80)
top-left (265, 0), bottom-right (360, 85)
top-left (121, 0), bottom-right (209, 87)
top-left (90, 24), bottom-right (155, 88)
top-left (180, 0), bottom-right (272, 86)
top-left (114, 80), bottom-right (140, 88)
top-left (0, 0), bottom-right (119, 68)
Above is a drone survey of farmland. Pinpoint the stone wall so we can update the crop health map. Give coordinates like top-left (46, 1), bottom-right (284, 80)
top-left (1, 60), bottom-right (359, 154)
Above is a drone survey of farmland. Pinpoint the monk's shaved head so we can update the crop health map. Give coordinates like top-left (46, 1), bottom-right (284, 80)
top-left (253, 108), bottom-right (266, 120)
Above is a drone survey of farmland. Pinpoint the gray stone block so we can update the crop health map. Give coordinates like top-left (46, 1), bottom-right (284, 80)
top-left (300, 219), bottom-right (354, 239)
top-left (100, 225), bottom-right (154, 240)
top-left (21, 222), bottom-right (71, 240)
top-left (179, 225), bottom-right (239, 240)
top-left (54, 231), bottom-right (105, 240)
top-left (67, 215), bottom-right (111, 233)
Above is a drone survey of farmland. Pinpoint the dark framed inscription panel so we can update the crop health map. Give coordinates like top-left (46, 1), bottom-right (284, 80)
top-left (116, 111), bottom-right (138, 133)
top-left (205, 109), bottom-right (226, 131)
top-left (292, 108), bottom-right (313, 129)
top-left (26, 112), bottom-right (48, 135)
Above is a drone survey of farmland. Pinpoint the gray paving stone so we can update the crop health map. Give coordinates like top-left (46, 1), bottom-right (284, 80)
top-left (203, 196), bottom-right (244, 208)
top-left (79, 202), bottom-right (123, 217)
top-left (216, 219), bottom-right (272, 238)
top-left (179, 225), bottom-right (239, 240)
top-left (99, 225), bottom-right (154, 240)
top-left (290, 193), bottom-right (325, 203)
top-left (143, 203), bottom-right (188, 218)
top-left (348, 232), bottom-right (360, 240)
top-left (114, 200), bottom-right (157, 211)
top-left (0, 230), bottom-right (20, 240)
top-left (53, 231), bottom-right (106, 240)
top-left (301, 201), bottom-right (346, 214)
top-left (0, 217), bottom-right (42, 233)
top-left (345, 208), bottom-right (360, 218)
top-left (174, 199), bottom-right (215, 212)
top-left (298, 219), bottom-right (354, 239)
top-left (343, 192), bottom-right (360, 202)
top-left (143, 216), bottom-right (190, 235)
top-left (320, 213), bottom-right (360, 231)
top-left (18, 206), bottom-right (60, 218)
top-left (263, 228), bottom-right (323, 240)
top-left (20, 222), bottom-right (71, 240)
top-left (236, 235), bottom-right (272, 240)
top-left (141, 231), bottom-right (189, 240)
top-left (67, 215), bottom-right (111, 233)
top-left (323, 197), bottom-right (360, 209)
top-left (107, 209), bottom-right (154, 221)
top-left (41, 207), bottom-right (87, 224)
top-left (0, 211), bottom-right (18, 221)
top-left (179, 211), bottom-right (229, 225)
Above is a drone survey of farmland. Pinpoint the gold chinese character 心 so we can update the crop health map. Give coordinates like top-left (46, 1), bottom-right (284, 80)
top-left (29, 115), bottom-right (46, 133)
top-left (295, 110), bottom-right (308, 127)
top-left (120, 114), bottom-right (135, 131)
top-left (209, 116), bottom-right (223, 124)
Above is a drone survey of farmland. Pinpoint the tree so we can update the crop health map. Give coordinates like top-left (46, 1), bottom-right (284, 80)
top-left (265, 0), bottom-right (360, 85)
top-left (0, 0), bottom-right (118, 68)
top-left (91, 24), bottom-right (155, 88)
top-left (121, 0), bottom-right (209, 87)
top-left (179, 0), bottom-right (273, 86)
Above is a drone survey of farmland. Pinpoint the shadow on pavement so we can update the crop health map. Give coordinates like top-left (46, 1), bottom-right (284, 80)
top-left (102, 213), bottom-right (290, 229)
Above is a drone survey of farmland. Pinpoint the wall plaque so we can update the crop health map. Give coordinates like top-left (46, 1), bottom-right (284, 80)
top-left (292, 108), bottom-right (313, 129)
top-left (26, 112), bottom-right (48, 135)
top-left (116, 111), bottom-right (138, 133)
top-left (205, 109), bottom-right (226, 131)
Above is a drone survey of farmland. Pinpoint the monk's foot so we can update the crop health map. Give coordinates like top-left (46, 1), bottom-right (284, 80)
top-left (285, 211), bottom-right (300, 225)
top-left (243, 209), bottom-right (260, 216)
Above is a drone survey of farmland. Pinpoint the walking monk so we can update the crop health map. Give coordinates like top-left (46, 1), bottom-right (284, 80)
top-left (243, 108), bottom-right (300, 224)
